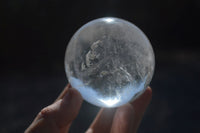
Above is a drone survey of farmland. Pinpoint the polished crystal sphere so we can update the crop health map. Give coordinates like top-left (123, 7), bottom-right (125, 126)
top-left (65, 17), bottom-right (155, 107)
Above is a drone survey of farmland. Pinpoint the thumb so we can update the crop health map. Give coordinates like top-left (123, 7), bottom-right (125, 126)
top-left (25, 87), bottom-right (83, 133)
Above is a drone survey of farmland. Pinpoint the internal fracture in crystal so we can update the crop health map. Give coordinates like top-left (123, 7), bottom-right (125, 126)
top-left (65, 17), bottom-right (155, 107)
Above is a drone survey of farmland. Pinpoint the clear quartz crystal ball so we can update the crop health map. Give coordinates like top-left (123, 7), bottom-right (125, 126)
top-left (65, 17), bottom-right (155, 108)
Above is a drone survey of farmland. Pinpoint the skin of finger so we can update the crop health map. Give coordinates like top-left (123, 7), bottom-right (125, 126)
top-left (130, 87), bottom-right (152, 133)
top-left (28, 84), bottom-right (71, 125)
top-left (86, 108), bottom-right (116, 133)
top-left (86, 87), bottom-right (152, 133)
top-left (25, 88), bottom-right (83, 133)
top-left (110, 103), bottom-right (134, 133)
top-left (55, 84), bottom-right (71, 102)
top-left (25, 116), bottom-right (59, 133)
top-left (110, 87), bottom-right (152, 133)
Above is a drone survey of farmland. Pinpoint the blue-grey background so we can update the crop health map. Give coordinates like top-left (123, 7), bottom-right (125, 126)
top-left (0, 0), bottom-right (200, 132)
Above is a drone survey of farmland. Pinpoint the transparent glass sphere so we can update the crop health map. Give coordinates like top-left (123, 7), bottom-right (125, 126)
top-left (65, 17), bottom-right (155, 107)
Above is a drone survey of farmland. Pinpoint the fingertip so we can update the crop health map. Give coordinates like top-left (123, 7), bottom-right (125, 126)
top-left (116, 104), bottom-right (134, 124)
top-left (68, 87), bottom-right (83, 101)
top-left (86, 128), bottom-right (93, 133)
top-left (87, 108), bottom-right (116, 133)
top-left (61, 87), bottom-right (83, 110)
top-left (125, 86), bottom-right (152, 133)
top-left (55, 87), bottom-right (83, 127)
top-left (146, 86), bottom-right (152, 98)
top-left (130, 86), bottom-right (152, 107)
top-left (111, 104), bottom-right (134, 133)
top-left (55, 84), bottom-right (71, 102)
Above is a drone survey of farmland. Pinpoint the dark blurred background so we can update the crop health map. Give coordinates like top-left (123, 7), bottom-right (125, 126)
top-left (0, 0), bottom-right (200, 132)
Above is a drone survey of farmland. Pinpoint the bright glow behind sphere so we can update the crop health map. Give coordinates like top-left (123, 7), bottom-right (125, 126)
top-left (65, 17), bottom-right (155, 107)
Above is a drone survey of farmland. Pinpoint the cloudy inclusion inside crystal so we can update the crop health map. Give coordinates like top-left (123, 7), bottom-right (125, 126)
top-left (65, 17), bottom-right (155, 107)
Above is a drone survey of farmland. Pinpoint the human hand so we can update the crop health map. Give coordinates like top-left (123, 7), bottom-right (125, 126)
top-left (25, 84), bottom-right (152, 133)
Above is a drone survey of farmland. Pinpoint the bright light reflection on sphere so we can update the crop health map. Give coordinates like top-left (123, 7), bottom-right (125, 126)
top-left (65, 17), bottom-right (155, 107)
